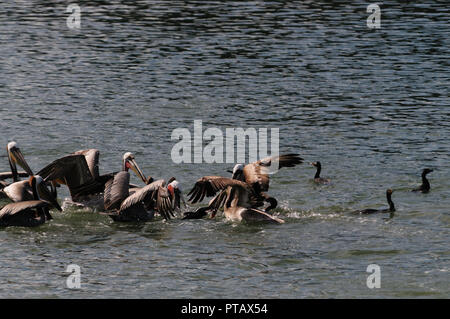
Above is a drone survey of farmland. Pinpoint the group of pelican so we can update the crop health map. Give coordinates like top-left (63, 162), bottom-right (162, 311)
top-left (0, 142), bottom-right (303, 227)
top-left (0, 142), bottom-right (183, 227)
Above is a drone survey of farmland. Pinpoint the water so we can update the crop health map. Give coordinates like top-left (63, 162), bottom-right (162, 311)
top-left (0, 1), bottom-right (449, 298)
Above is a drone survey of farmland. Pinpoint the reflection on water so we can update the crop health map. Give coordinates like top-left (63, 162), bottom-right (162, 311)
top-left (0, 1), bottom-right (449, 298)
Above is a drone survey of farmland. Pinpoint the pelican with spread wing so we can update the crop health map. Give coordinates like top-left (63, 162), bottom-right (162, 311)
top-left (37, 150), bottom-right (147, 210)
top-left (102, 171), bottom-right (181, 222)
top-left (187, 176), bottom-right (284, 224)
top-left (228, 154), bottom-right (303, 211)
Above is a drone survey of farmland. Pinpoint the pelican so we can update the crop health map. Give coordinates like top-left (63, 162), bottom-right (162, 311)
top-left (228, 154), bottom-right (303, 211)
top-left (0, 141), bottom-right (33, 195)
top-left (0, 176), bottom-right (59, 227)
top-left (187, 176), bottom-right (284, 224)
top-left (6, 141), bottom-right (34, 182)
top-left (37, 150), bottom-right (147, 210)
top-left (102, 171), bottom-right (181, 222)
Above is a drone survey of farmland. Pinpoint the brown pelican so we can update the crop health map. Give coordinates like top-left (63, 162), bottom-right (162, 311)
top-left (37, 150), bottom-right (147, 210)
top-left (6, 141), bottom-right (34, 182)
top-left (310, 161), bottom-right (331, 184)
top-left (352, 189), bottom-right (395, 216)
top-left (102, 171), bottom-right (181, 222)
top-left (187, 176), bottom-right (284, 224)
top-left (228, 154), bottom-right (303, 211)
top-left (1, 178), bottom-right (62, 211)
top-left (0, 141), bottom-right (33, 195)
top-left (412, 169), bottom-right (433, 193)
top-left (0, 176), bottom-right (58, 227)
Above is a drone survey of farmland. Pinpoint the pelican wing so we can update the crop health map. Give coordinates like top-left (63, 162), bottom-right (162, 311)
top-left (119, 179), bottom-right (165, 212)
top-left (37, 154), bottom-right (100, 199)
top-left (73, 149), bottom-right (100, 179)
top-left (155, 186), bottom-right (175, 220)
top-left (243, 153), bottom-right (303, 191)
top-left (207, 189), bottom-right (228, 211)
top-left (3, 180), bottom-right (33, 202)
top-left (0, 200), bottom-right (48, 219)
top-left (104, 171), bottom-right (130, 211)
top-left (187, 176), bottom-right (249, 204)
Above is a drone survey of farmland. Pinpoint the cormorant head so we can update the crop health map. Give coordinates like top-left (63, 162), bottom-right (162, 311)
top-left (310, 161), bottom-right (321, 168)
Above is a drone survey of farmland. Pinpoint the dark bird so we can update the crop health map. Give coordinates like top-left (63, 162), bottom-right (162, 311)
top-left (187, 176), bottom-right (284, 224)
top-left (102, 171), bottom-right (180, 222)
top-left (310, 161), bottom-right (331, 184)
top-left (412, 169), bottom-right (433, 193)
top-left (227, 154), bottom-right (303, 212)
top-left (0, 176), bottom-right (59, 227)
top-left (37, 150), bottom-right (147, 210)
top-left (352, 189), bottom-right (395, 216)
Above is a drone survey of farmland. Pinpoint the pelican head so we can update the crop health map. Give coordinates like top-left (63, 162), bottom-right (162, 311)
top-left (122, 152), bottom-right (147, 184)
top-left (7, 141), bottom-right (34, 179)
top-left (167, 179), bottom-right (185, 210)
top-left (28, 175), bottom-right (62, 211)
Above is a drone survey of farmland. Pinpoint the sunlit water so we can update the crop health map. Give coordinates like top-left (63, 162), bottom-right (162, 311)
top-left (0, 1), bottom-right (449, 298)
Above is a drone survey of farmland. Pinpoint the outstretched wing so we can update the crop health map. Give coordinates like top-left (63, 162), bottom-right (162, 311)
top-left (155, 186), bottom-right (176, 220)
top-left (119, 179), bottom-right (164, 211)
top-left (187, 176), bottom-right (249, 204)
top-left (72, 149), bottom-right (100, 180)
top-left (243, 153), bottom-right (303, 191)
top-left (37, 153), bottom-right (102, 199)
top-left (118, 179), bottom-right (174, 220)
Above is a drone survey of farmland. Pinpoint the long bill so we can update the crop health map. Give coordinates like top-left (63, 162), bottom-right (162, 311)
top-left (128, 159), bottom-right (147, 184)
top-left (9, 147), bottom-right (34, 177)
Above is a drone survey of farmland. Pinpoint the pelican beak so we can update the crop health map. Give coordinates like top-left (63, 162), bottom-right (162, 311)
top-left (226, 169), bottom-right (233, 173)
top-left (128, 159), bottom-right (147, 184)
top-left (10, 147), bottom-right (33, 176)
top-left (38, 182), bottom-right (62, 211)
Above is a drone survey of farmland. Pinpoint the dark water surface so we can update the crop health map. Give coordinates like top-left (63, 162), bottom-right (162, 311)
top-left (0, 1), bottom-right (449, 298)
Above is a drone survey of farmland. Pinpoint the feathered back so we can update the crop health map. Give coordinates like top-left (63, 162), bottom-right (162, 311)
top-left (104, 171), bottom-right (130, 211)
